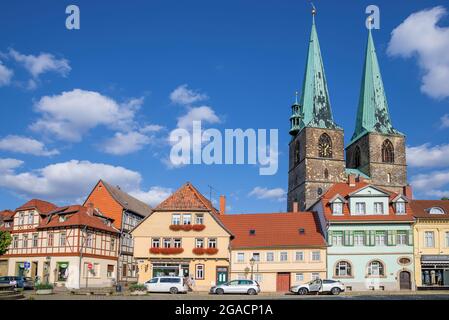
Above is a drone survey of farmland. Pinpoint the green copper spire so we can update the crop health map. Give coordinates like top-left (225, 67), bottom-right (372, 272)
top-left (289, 91), bottom-right (303, 136)
top-left (350, 27), bottom-right (402, 143)
top-left (297, 10), bottom-right (339, 132)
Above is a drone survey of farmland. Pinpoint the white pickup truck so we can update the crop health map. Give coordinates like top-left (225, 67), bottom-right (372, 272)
top-left (290, 279), bottom-right (345, 295)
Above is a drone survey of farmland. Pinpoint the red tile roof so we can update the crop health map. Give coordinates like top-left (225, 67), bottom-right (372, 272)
top-left (16, 199), bottom-right (57, 215)
top-left (219, 212), bottom-right (326, 249)
top-left (410, 200), bottom-right (449, 219)
top-left (0, 210), bottom-right (15, 221)
top-left (319, 182), bottom-right (414, 222)
top-left (38, 205), bottom-right (119, 233)
top-left (155, 182), bottom-right (219, 215)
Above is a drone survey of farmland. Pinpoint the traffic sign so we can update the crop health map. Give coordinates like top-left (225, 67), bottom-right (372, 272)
top-left (24, 262), bottom-right (31, 269)
top-left (87, 263), bottom-right (93, 270)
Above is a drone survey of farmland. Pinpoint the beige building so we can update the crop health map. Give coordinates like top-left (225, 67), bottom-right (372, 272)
top-left (411, 200), bottom-right (449, 289)
top-left (0, 199), bottom-right (120, 289)
top-left (132, 183), bottom-right (233, 291)
top-left (219, 212), bottom-right (327, 292)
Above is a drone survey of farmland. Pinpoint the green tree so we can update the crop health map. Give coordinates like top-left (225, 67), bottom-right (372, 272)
top-left (442, 197), bottom-right (449, 201)
top-left (0, 231), bottom-right (12, 255)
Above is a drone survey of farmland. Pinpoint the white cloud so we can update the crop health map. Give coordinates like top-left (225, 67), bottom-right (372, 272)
top-left (170, 84), bottom-right (208, 105)
top-left (410, 169), bottom-right (449, 198)
top-left (101, 131), bottom-right (151, 155)
top-left (0, 158), bottom-right (24, 173)
top-left (440, 114), bottom-right (449, 129)
top-left (129, 186), bottom-right (173, 207)
top-left (9, 49), bottom-right (71, 78)
top-left (140, 124), bottom-right (164, 133)
top-left (177, 106), bottom-right (220, 130)
top-left (407, 143), bottom-right (449, 168)
top-left (248, 187), bottom-right (286, 202)
top-left (30, 89), bottom-right (141, 142)
top-left (387, 6), bottom-right (449, 99)
top-left (0, 135), bottom-right (59, 156)
top-left (0, 159), bottom-right (170, 205)
top-left (0, 61), bottom-right (13, 86)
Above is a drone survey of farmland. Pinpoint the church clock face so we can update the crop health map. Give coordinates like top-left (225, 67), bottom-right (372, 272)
top-left (319, 141), bottom-right (332, 158)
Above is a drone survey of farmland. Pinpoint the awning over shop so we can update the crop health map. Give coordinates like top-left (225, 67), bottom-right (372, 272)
top-left (421, 255), bottom-right (449, 267)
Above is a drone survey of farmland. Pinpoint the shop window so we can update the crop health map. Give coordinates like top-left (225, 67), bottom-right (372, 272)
top-left (57, 262), bottom-right (69, 281)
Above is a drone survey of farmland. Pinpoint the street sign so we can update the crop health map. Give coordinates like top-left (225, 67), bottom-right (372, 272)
top-left (24, 262), bottom-right (31, 269)
top-left (87, 263), bottom-right (93, 270)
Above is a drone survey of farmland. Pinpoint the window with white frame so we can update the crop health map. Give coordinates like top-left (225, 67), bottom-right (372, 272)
top-left (47, 233), bottom-right (54, 247)
top-left (195, 238), bottom-right (204, 248)
top-left (355, 202), bottom-right (366, 215)
top-left (174, 238), bottom-right (182, 248)
top-left (280, 252), bottom-right (288, 262)
top-left (335, 261), bottom-right (352, 277)
top-left (252, 253), bottom-right (260, 262)
top-left (152, 238), bottom-right (160, 248)
top-left (375, 232), bottom-right (386, 246)
top-left (18, 212), bottom-right (25, 225)
top-left (424, 231), bottom-right (435, 248)
top-left (332, 202), bottom-right (343, 215)
top-left (195, 264), bottom-right (204, 280)
top-left (172, 214), bottom-right (181, 225)
top-left (163, 238), bottom-right (171, 248)
top-left (374, 202), bottom-right (384, 214)
top-left (446, 232), bottom-right (449, 248)
top-left (354, 232), bottom-right (364, 246)
top-left (367, 261), bottom-right (384, 276)
top-left (311, 273), bottom-right (320, 280)
top-left (13, 236), bottom-right (19, 248)
top-left (32, 233), bottom-right (38, 247)
top-left (86, 232), bottom-right (93, 248)
top-left (110, 238), bottom-right (115, 251)
top-left (266, 252), bottom-right (274, 262)
top-left (59, 232), bottom-right (66, 247)
top-left (396, 202), bottom-right (406, 214)
top-left (295, 251), bottom-right (304, 261)
top-left (397, 232), bottom-right (407, 245)
top-left (183, 214), bottom-right (192, 225)
top-left (311, 251), bottom-right (321, 261)
top-left (237, 253), bottom-right (244, 263)
top-left (27, 211), bottom-right (34, 224)
top-left (195, 214), bottom-right (204, 225)
top-left (429, 207), bottom-right (445, 215)
top-left (295, 273), bottom-right (304, 282)
top-left (23, 234), bottom-right (28, 248)
top-left (254, 274), bottom-right (263, 283)
top-left (332, 232), bottom-right (343, 246)
top-left (208, 238), bottom-right (217, 248)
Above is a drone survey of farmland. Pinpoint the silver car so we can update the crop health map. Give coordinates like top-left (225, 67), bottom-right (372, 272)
top-left (210, 279), bottom-right (260, 295)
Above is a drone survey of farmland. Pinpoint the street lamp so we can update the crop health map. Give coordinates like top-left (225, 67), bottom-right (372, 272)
top-left (249, 257), bottom-right (255, 281)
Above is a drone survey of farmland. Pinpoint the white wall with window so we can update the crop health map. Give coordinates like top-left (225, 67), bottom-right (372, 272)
top-left (424, 231), bottom-right (435, 248)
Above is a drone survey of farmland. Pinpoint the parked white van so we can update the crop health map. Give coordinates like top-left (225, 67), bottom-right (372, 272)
top-left (144, 276), bottom-right (189, 294)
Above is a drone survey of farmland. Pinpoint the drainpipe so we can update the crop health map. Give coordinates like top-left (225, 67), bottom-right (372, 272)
top-left (116, 210), bottom-right (125, 286)
top-left (78, 225), bottom-right (87, 289)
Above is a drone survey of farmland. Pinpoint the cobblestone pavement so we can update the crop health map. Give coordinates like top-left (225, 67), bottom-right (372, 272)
top-left (22, 290), bottom-right (449, 300)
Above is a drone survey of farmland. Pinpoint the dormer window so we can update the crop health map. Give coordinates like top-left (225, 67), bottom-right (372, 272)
top-left (396, 202), bottom-right (406, 215)
top-left (4, 222), bottom-right (11, 228)
top-left (355, 202), bottom-right (366, 215)
top-left (332, 202), bottom-right (343, 215)
top-left (374, 202), bottom-right (384, 215)
top-left (429, 207), bottom-right (445, 215)
top-left (59, 215), bottom-right (66, 223)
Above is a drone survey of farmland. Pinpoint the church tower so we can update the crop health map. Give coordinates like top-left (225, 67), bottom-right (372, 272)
top-left (345, 26), bottom-right (407, 194)
top-left (288, 9), bottom-right (346, 212)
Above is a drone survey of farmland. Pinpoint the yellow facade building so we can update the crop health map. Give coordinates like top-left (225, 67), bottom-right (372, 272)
top-left (131, 183), bottom-right (233, 291)
top-left (411, 200), bottom-right (449, 289)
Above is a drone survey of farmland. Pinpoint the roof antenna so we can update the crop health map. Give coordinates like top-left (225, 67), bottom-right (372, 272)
top-left (207, 185), bottom-right (218, 203)
top-left (310, 1), bottom-right (317, 17)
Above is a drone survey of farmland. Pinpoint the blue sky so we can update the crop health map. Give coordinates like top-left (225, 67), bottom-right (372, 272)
top-left (0, 0), bottom-right (448, 213)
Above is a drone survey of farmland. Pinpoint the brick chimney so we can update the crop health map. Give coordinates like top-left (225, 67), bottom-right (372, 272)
top-left (219, 195), bottom-right (226, 215)
top-left (403, 185), bottom-right (413, 200)
top-left (348, 174), bottom-right (356, 187)
top-left (292, 202), bottom-right (299, 213)
top-left (86, 202), bottom-right (95, 216)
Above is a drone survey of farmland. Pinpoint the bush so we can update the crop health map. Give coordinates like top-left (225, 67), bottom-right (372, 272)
top-left (129, 283), bottom-right (146, 292)
top-left (35, 283), bottom-right (54, 290)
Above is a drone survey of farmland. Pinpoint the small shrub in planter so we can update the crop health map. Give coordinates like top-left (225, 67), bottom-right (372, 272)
top-left (149, 247), bottom-right (161, 254)
top-left (205, 248), bottom-right (219, 255)
top-left (129, 284), bottom-right (146, 292)
top-left (192, 224), bottom-right (206, 231)
top-left (35, 283), bottom-right (54, 295)
top-left (160, 247), bottom-right (184, 254)
top-left (192, 247), bottom-right (205, 255)
top-left (169, 224), bottom-right (182, 231)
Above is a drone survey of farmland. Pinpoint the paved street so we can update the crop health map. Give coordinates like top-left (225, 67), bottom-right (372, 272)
top-left (22, 291), bottom-right (449, 300)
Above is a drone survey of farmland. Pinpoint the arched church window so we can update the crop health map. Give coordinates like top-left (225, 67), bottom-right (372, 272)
top-left (318, 133), bottom-right (333, 158)
top-left (382, 140), bottom-right (394, 163)
top-left (294, 141), bottom-right (300, 165)
top-left (354, 146), bottom-right (361, 168)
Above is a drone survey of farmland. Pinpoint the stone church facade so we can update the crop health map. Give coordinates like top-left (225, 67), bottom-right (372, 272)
top-left (287, 13), bottom-right (408, 211)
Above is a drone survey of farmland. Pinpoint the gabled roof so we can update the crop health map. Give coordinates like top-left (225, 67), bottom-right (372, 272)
top-left (219, 212), bottom-right (326, 249)
top-left (155, 182), bottom-right (219, 215)
top-left (88, 180), bottom-right (152, 218)
top-left (410, 200), bottom-right (449, 220)
top-left (39, 205), bottom-right (119, 233)
top-left (318, 182), bottom-right (413, 222)
top-left (16, 199), bottom-right (58, 215)
top-left (0, 210), bottom-right (15, 221)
